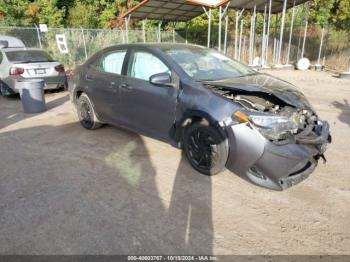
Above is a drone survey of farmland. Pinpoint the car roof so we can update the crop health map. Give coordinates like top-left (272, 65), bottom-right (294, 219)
top-left (0, 35), bottom-right (25, 48)
top-left (106, 43), bottom-right (206, 51)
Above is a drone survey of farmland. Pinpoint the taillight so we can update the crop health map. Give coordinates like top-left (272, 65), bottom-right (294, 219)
top-left (55, 64), bottom-right (65, 73)
top-left (9, 67), bottom-right (24, 76)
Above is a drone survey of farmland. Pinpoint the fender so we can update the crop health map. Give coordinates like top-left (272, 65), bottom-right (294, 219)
top-left (171, 109), bottom-right (227, 147)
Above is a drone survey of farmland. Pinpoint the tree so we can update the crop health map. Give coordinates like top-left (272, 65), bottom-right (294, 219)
top-left (67, 1), bottom-right (99, 28)
top-left (332, 0), bottom-right (350, 30)
top-left (0, 0), bottom-right (64, 26)
top-left (0, 0), bottom-right (31, 26)
top-left (28, 0), bottom-right (65, 27)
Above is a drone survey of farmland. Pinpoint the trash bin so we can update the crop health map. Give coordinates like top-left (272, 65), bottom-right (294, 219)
top-left (15, 79), bottom-right (46, 113)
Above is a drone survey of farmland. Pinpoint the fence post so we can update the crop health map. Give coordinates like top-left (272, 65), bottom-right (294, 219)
top-left (249, 5), bottom-right (256, 65)
top-left (249, 12), bottom-right (253, 64)
top-left (235, 12), bottom-right (239, 58)
top-left (218, 6), bottom-right (222, 51)
top-left (277, 0), bottom-right (287, 65)
top-left (158, 22), bottom-right (162, 43)
top-left (234, 10), bottom-right (244, 59)
top-left (34, 24), bottom-right (42, 48)
top-left (80, 26), bottom-right (88, 61)
top-left (202, 7), bottom-right (212, 48)
top-left (238, 18), bottom-right (243, 61)
top-left (261, 5), bottom-right (267, 66)
top-left (265, 0), bottom-right (272, 65)
top-left (224, 15), bottom-right (228, 53)
top-left (301, 20), bottom-right (308, 58)
top-left (142, 20), bottom-right (146, 43)
top-left (317, 27), bottom-right (325, 65)
top-left (286, 0), bottom-right (296, 65)
top-left (125, 15), bottom-right (130, 43)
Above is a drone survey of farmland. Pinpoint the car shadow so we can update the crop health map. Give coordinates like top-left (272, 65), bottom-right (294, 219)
top-left (0, 122), bottom-right (214, 254)
top-left (0, 92), bottom-right (69, 129)
top-left (167, 153), bottom-right (213, 253)
top-left (331, 99), bottom-right (350, 127)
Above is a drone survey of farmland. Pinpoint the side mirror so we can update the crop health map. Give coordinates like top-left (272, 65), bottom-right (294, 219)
top-left (149, 72), bottom-right (174, 87)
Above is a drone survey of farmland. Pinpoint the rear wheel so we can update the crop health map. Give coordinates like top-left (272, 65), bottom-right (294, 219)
top-left (0, 82), bottom-right (12, 97)
top-left (183, 121), bottom-right (228, 176)
top-left (76, 93), bottom-right (102, 130)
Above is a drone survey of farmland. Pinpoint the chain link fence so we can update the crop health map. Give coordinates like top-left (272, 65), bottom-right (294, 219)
top-left (1, 25), bottom-right (349, 72)
top-left (178, 24), bottom-right (350, 72)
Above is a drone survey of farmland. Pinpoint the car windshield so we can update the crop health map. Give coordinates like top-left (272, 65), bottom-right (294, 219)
top-left (164, 47), bottom-right (256, 81)
top-left (5, 50), bottom-right (54, 63)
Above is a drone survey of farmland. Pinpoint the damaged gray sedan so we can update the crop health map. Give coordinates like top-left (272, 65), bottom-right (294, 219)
top-left (70, 43), bottom-right (331, 190)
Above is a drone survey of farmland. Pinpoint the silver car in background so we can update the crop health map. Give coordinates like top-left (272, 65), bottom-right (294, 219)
top-left (0, 46), bottom-right (67, 96)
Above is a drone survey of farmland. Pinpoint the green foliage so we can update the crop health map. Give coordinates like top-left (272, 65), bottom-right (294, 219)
top-left (0, 0), bottom-right (32, 26)
top-left (332, 0), bottom-right (350, 29)
top-left (32, 0), bottom-right (65, 27)
top-left (0, 0), bottom-right (65, 26)
top-left (66, 1), bottom-right (99, 28)
top-left (310, 0), bottom-right (335, 26)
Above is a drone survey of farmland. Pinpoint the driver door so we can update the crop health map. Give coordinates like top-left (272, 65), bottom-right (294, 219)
top-left (119, 49), bottom-right (179, 141)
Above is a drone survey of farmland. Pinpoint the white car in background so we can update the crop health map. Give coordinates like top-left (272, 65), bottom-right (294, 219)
top-left (0, 35), bottom-right (67, 96)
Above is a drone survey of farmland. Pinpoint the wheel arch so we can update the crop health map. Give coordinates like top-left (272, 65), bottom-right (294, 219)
top-left (73, 87), bottom-right (85, 104)
top-left (172, 109), bottom-right (227, 148)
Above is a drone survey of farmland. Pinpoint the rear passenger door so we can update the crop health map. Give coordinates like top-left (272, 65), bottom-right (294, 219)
top-left (86, 49), bottom-right (127, 122)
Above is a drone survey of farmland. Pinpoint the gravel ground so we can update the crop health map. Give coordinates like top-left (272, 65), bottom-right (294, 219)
top-left (0, 70), bottom-right (349, 255)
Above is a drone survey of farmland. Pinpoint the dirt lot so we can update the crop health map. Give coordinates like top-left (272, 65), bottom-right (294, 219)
top-left (0, 70), bottom-right (349, 255)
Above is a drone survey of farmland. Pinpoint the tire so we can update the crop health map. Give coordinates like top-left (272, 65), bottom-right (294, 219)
top-left (0, 82), bottom-right (12, 97)
top-left (183, 121), bottom-right (229, 176)
top-left (76, 93), bottom-right (103, 130)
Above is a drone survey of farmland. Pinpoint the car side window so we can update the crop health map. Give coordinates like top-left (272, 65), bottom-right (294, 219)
top-left (92, 50), bottom-right (126, 75)
top-left (128, 51), bottom-right (171, 81)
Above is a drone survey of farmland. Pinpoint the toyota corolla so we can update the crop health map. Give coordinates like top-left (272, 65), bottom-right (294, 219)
top-left (70, 43), bottom-right (331, 190)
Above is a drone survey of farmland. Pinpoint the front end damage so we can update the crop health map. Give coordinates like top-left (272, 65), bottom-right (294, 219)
top-left (205, 76), bottom-right (331, 190)
top-left (225, 120), bottom-right (330, 190)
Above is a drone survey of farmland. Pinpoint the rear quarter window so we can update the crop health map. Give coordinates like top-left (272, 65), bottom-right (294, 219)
top-left (91, 50), bottom-right (127, 75)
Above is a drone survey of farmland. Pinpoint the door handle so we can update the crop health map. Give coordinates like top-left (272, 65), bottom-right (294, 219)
top-left (119, 83), bottom-right (132, 90)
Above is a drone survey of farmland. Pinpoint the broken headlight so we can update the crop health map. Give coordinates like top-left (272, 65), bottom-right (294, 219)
top-left (249, 114), bottom-right (298, 140)
top-left (234, 111), bottom-right (298, 141)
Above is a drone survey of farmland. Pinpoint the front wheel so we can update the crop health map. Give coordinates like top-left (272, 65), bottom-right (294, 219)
top-left (76, 93), bottom-right (102, 130)
top-left (183, 121), bottom-right (229, 176)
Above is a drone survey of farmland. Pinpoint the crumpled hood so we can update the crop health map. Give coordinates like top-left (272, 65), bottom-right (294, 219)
top-left (204, 73), bottom-right (314, 111)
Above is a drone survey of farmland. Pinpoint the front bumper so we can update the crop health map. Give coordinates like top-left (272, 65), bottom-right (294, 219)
top-left (225, 121), bottom-right (331, 190)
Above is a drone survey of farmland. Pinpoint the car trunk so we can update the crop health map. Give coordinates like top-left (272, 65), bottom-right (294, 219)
top-left (12, 62), bottom-right (62, 78)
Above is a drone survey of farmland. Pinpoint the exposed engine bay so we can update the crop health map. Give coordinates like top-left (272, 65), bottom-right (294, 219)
top-left (206, 85), bottom-right (325, 146)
